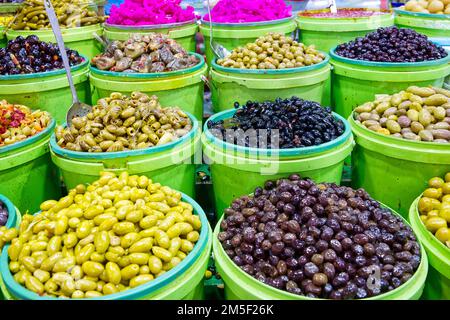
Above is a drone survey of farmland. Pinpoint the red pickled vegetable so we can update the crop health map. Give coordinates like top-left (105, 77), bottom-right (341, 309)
top-left (107, 0), bottom-right (196, 26)
top-left (203, 0), bottom-right (292, 23)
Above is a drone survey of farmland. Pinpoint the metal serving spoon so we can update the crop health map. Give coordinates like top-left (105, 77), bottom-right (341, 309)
top-left (329, 0), bottom-right (338, 14)
top-left (43, 0), bottom-right (92, 126)
top-left (206, 0), bottom-right (230, 59)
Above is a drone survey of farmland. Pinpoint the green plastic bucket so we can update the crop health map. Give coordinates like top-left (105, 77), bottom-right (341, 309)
top-left (331, 48), bottom-right (450, 119)
top-left (213, 206), bottom-right (428, 300)
top-left (199, 17), bottom-right (298, 66)
top-left (89, 53), bottom-right (207, 122)
top-left (349, 115), bottom-right (450, 218)
top-left (394, 9), bottom-right (450, 38)
top-left (296, 11), bottom-right (394, 53)
top-left (103, 21), bottom-right (198, 52)
top-left (6, 24), bottom-right (104, 59)
top-left (0, 192), bottom-right (212, 300)
top-left (203, 109), bottom-right (354, 217)
top-left (210, 56), bottom-right (331, 113)
top-left (0, 59), bottom-right (91, 124)
top-left (409, 196), bottom-right (450, 300)
top-left (50, 112), bottom-right (200, 199)
top-left (0, 119), bottom-right (61, 215)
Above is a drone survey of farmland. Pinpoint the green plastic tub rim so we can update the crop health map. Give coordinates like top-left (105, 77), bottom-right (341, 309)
top-left (0, 192), bottom-right (209, 300)
top-left (0, 118), bottom-right (55, 155)
top-left (394, 8), bottom-right (450, 20)
top-left (211, 53), bottom-right (329, 75)
top-left (349, 115), bottom-right (450, 164)
top-left (296, 11), bottom-right (394, 32)
top-left (51, 111), bottom-right (198, 160)
top-left (409, 195), bottom-right (450, 279)
top-left (330, 47), bottom-right (450, 68)
top-left (104, 19), bottom-right (197, 30)
top-left (203, 108), bottom-right (351, 157)
top-left (0, 57), bottom-right (89, 81)
top-left (0, 194), bottom-right (17, 229)
top-left (213, 206), bottom-right (429, 300)
top-left (6, 24), bottom-right (104, 43)
top-left (200, 16), bottom-right (294, 27)
top-left (90, 53), bottom-right (205, 79)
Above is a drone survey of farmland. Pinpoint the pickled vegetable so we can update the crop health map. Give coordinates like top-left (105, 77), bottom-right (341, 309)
top-left (0, 172), bottom-right (201, 298)
top-left (9, 0), bottom-right (106, 30)
top-left (402, 0), bottom-right (450, 14)
top-left (419, 172), bottom-right (450, 248)
top-left (91, 34), bottom-right (199, 73)
top-left (0, 100), bottom-right (51, 147)
top-left (217, 33), bottom-right (325, 70)
top-left (354, 86), bottom-right (450, 143)
top-left (55, 92), bottom-right (192, 152)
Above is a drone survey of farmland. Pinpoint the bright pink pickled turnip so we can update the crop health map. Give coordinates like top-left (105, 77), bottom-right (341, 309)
top-left (203, 0), bottom-right (291, 23)
top-left (107, 0), bottom-right (196, 26)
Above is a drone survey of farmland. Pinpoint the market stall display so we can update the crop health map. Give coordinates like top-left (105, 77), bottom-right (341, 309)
top-left (353, 86), bottom-right (450, 143)
top-left (5, 0), bottom-right (106, 58)
top-left (331, 26), bottom-right (450, 119)
top-left (213, 175), bottom-right (428, 299)
top-left (203, 97), bottom-right (354, 218)
top-left (90, 34), bottom-right (206, 122)
top-left (0, 171), bottom-right (212, 299)
top-left (51, 92), bottom-right (200, 197)
top-left (210, 33), bottom-right (330, 113)
top-left (104, 0), bottom-right (198, 52)
top-left (296, 8), bottom-right (394, 54)
top-left (409, 172), bottom-right (450, 300)
top-left (349, 88), bottom-right (450, 217)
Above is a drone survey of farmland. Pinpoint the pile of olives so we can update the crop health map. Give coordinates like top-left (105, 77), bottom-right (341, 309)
top-left (217, 33), bottom-right (325, 70)
top-left (219, 175), bottom-right (421, 299)
top-left (9, 0), bottom-right (106, 30)
top-left (335, 27), bottom-right (448, 62)
top-left (0, 201), bottom-right (8, 227)
top-left (207, 97), bottom-right (345, 149)
top-left (0, 171), bottom-right (202, 298)
top-left (403, 0), bottom-right (450, 14)
top-left (0, 100), bottom-right (52, 147)
top-left (418, 173), bottom-right (450, 248)
top-left (354, 86), bottom-right (450, 143)
top-left (0, 35), bottom-right (84, 75)
top-left (56, 92), bottom-right (192, 152)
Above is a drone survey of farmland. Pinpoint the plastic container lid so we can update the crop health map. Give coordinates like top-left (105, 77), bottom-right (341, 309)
top-left (394, 8), bottom-right (450, 20)
top-left (211, 53), bottom-right (330, 75)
